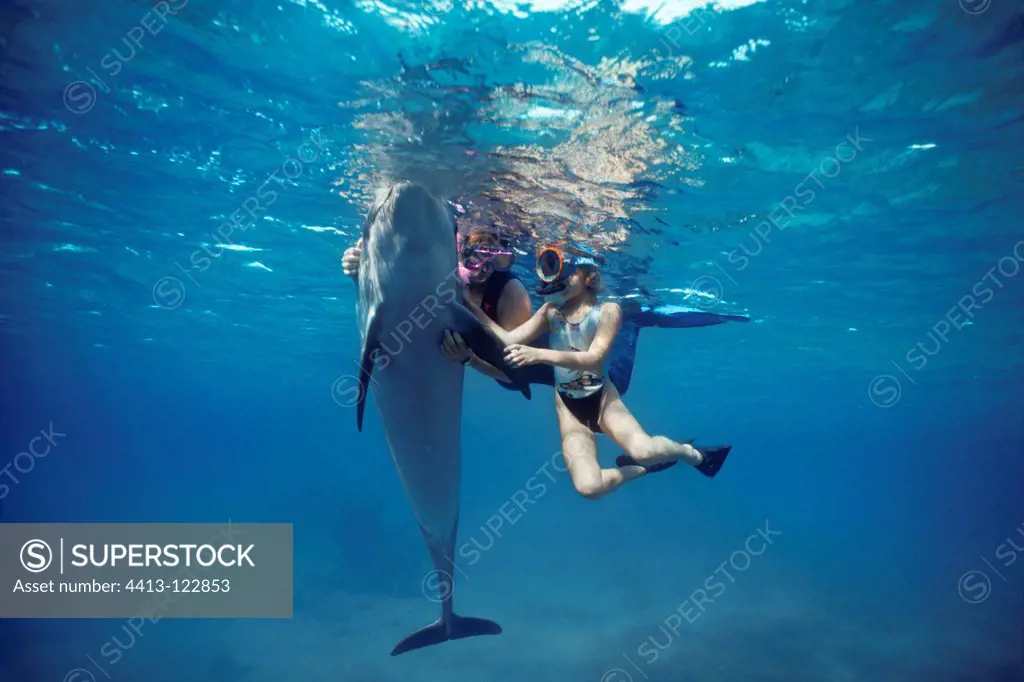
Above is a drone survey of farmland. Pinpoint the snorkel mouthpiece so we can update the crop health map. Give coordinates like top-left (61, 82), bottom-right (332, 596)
top-left (535, 279), bottom-right (570, 305)
top-left (535, 280), bottom-right (567, 296)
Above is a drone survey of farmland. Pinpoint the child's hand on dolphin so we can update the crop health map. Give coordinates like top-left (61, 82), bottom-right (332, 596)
top-left (440, 330), bottom-right (472, 364)
top-left (341, 238), bottom-right (362, 278)
top-left (505, 344), bottom-right (542, 367)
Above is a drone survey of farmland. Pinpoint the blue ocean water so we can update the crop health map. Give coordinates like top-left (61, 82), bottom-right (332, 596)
top-left (2, 0), bottom-right (1023, 679)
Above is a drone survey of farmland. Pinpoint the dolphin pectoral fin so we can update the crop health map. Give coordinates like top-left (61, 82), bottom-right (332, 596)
top-left (356, 311), bottom-right (384, 432)
top-left (450, 302), bottom-right (531, 400)
top-left (390, 614), bottom-right (502, 656)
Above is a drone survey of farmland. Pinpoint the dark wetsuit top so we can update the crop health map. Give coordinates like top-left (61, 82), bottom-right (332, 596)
top-left (479, 270), bottom-right (515, 323)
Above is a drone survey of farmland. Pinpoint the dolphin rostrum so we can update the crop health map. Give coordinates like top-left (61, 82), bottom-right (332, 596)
top-left (355, 182), bottom-right (531, 655)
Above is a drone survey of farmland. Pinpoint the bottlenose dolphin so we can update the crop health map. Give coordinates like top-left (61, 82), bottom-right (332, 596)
top-left (355, 182), bottom-right (531, 656)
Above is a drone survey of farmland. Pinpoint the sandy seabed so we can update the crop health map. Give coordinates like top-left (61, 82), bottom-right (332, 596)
top-left (15, 555), bottom-right (1019, 682)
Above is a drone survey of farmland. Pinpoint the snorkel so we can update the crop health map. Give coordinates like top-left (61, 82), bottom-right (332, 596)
top-left (534, 244), bottom-right (604, 305)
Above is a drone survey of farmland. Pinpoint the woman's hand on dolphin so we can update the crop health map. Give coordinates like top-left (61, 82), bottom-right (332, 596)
top-left (440, 330), bottom-right (472, 364)
top-left (505, 344), bottom-right (543, 367)
top-left (341, 238), bottom-right (363, 278)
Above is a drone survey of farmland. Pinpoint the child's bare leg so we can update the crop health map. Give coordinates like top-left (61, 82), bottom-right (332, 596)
top-left (598, 383), bottom-right (702, 468)
top-left (555, 395), bottom-right (644, 500)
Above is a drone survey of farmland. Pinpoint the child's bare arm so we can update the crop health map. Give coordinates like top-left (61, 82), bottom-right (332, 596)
top-left (468, 298), bottom-right (554, 346)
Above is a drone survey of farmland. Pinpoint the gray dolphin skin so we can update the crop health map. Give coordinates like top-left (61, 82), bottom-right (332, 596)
top-left (355, 182), bottom-right (531, 656)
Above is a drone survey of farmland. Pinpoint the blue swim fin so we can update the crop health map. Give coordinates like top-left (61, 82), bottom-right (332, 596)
top-left (622, 300), bottom-right (751, 328)
top-left (391, 614), bottom-right (502, 656)
top-left (606, 302), bottom-right (749, 396)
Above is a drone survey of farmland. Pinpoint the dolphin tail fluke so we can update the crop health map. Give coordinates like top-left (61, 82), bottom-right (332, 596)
top-left (390, 615), bottom-right (502, 656)
top-left (450, 302), bottom-right (531, 400)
